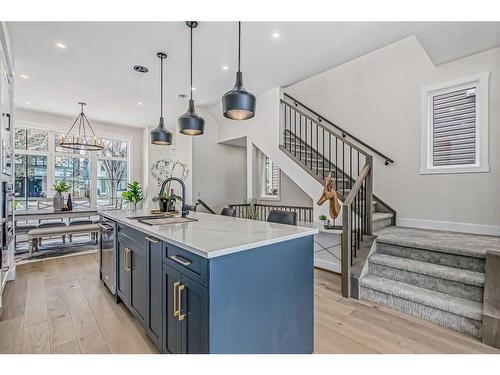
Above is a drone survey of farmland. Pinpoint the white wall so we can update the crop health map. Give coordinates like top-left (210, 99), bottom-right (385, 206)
top-left (286, 36), bottom-right (500, 234)
top-left (191, 108), bottom-right (246, 214)
top-left (15, 108), bottom-right (144, 184)
top-left (277, 171), bottom-right (313, 207)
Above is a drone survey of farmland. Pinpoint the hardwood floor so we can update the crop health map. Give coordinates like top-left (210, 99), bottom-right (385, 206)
top-left (0, 253), bottom-right (157, 354)
top-left (0, 253), bottom-right (498, 354)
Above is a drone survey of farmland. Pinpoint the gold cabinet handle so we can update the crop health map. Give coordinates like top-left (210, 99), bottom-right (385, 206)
top-left (170, 255), bottom-right (191, 266)
top-left (173, 281), bottom-right (180, 317)
top-left (145, 236), bottom-right (160, 244)
top-left (178, 284), bottom-right (186, 321)
top-left (124, 248), bottom-right (131, 272)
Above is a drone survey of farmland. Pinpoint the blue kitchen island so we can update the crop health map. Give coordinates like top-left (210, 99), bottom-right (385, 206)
top-left (98, 209), bottom-right (318, 354)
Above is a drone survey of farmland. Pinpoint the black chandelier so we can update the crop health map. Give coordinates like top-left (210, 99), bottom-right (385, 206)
top-left (150, 52), bottom-right (173, 145)
top-left (178, 21), bottom-right (205, 136)
top-left (59, 102), bottom-right (103, 151)
top-left (222, 21), bottom-right (256, 120)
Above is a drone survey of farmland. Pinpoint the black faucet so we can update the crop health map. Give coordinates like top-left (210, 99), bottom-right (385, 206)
top-left (159, 177), bottom-right (189, 218)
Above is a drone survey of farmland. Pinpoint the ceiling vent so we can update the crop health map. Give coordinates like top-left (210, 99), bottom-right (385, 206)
top-left (133, 65), bottom-right (149, 73)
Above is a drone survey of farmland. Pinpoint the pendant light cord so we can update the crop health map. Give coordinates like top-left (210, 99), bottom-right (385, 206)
top-left (160, 56), bottom-right (163, 117)
top-left (190, 24), bottom-right (193, 100)
top-left (238, 21), bottom-right (241, 73)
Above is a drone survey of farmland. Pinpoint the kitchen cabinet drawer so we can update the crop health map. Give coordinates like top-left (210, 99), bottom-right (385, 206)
top-left (164, 243), bottom-right (208, 287)
top-left (117, 223), bottom-right (146, 248)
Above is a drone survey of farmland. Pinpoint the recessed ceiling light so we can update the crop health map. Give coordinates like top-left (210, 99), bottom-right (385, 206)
top-left (19, 74), bottom-right (29, 79)
top-left (55, 42), bottom-right (67, 49)
top-left (137, 101), bottom-right (143, 106)
top-left (272, 32), bottom-right (280, 39)
top-left (25, 101), bottom-right (31, 105)
top-left (191, 87), bottom-right (196, 91)
top-left (222, 65), bottom-right (229, 71)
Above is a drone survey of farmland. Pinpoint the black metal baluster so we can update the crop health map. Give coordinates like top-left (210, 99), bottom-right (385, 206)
top-left (322, 128), bottom-right (325, 180)
top-left (299, 115), bottom-right (302, 161)
top-left (293, 110), bottom-right (297, 157)
top-left (329, 133), bottom-right (331, 173)
top-left (304, 117), bottom-right (309, 166)
top-left (316, 125), bottom-right (319, 176)
top-left (283, 104), bottom-right (287, 149)
top-left (350, 210), bottom-right (353, 266)
top-left (342, 142), bottom-right (345, 197)
top-left (349, 146), bottom-right (352, 190)
top-left (335, 138), bottom-right (338, 189)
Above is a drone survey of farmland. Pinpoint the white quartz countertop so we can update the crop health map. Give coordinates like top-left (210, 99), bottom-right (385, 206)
top-left (98, 209), bottom-right (318, 259)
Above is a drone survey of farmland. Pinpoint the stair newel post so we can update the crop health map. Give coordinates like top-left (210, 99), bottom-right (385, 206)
top-left (341, 206), bottom-right (351, 298)
top-left (365, 155), bottom-right (374, 236)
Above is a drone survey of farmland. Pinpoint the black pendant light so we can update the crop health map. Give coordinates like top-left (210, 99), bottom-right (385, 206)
top-left (60, 102), bottom-right (103, 151)
top-left (150, 52), bottom-right (173, 145)
top-left (179, 21), bottom-right (205, 136)
top-left (222, 21), bottom-right (256, 120)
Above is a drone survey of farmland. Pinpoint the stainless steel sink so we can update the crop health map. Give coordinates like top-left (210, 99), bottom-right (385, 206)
top-left (128, 213), bottom-right (175, 220)
top-left (138, 217), bottom-right (197, 226)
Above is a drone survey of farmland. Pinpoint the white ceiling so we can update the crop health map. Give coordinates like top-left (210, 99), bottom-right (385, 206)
top-left (9, 21), bottom-right (500, 128)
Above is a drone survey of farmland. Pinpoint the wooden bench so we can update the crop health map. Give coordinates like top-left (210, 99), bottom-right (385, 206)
top-left (27, 223), bottom-right (99, 258)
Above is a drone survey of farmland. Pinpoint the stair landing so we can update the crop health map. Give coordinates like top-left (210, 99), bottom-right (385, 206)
top-left (376, 226), bottom-right (500, 259)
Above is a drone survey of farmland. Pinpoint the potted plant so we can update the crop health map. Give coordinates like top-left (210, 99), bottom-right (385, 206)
top-left (153, 190), bottom-right (181, 212)
top-left (53, 180), bottom-right (70, 211)
top-left (319, 214), bottom-right (328, 227)
top-left (121, 181), bottom-right (144, 210)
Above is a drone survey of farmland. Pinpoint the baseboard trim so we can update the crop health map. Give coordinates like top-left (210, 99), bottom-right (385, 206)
top-left (314, 258), bottom-right (340, 274)
top-left (397, 218), bottom-right (500, 236)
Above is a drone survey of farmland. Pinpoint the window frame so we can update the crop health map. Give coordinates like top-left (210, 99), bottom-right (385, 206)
top-left (420, 72), bottom-right (490, 175)
top-left (14, 123), bottom-right (131, 209)
top-left (260, 156), bottom-right (281, 201)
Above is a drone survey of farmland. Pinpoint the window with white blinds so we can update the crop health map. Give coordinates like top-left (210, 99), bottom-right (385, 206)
top-left (421, 72), bottom-right (489, 174)
top-left (264, 157), bottom-right (279, 197)
top-left (432, 87), bottom-right (477, 167)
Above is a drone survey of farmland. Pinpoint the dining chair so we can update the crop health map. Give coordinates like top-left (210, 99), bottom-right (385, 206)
top-left (267, 210), bottom-right (297, 226)
top-left (37, 198), bottom-right (65, 225)
top-left (69, 197), bottom-right (95, 227)
top-left (220, 207), bottom-right (236, 217)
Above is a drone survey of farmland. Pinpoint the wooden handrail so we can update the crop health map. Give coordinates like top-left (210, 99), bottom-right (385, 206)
top-left (343, 163), bottom-right (371, 206)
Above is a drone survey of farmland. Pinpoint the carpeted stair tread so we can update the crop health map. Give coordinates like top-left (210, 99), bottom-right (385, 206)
top-left (360, 275), bottom-right (483, 321)
top-left (376, 226), bottom-right (499, 259)
top-left (369, 253), bottom-right (484, 287)
top-left (372, 212), bottom-right (394, 222)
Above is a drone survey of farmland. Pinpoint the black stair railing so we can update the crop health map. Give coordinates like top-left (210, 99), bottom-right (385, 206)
top-left (283, 93), bottom-right (394, 165)
top-left (281, 97), bottom-right (377, 298)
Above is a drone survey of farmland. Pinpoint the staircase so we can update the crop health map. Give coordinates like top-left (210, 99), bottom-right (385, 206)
top-left (279, 94), bottom-right (493, 340)
top-left (359, 226), bottom-right (496, 337)
top-left (280, 94), bottom-right (396, 272)
top-left (282, 130), bottom-right (394, 232)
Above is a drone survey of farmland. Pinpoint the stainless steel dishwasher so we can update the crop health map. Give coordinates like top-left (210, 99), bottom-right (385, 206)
top-left (99, 219), bottom-right (116, 295)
